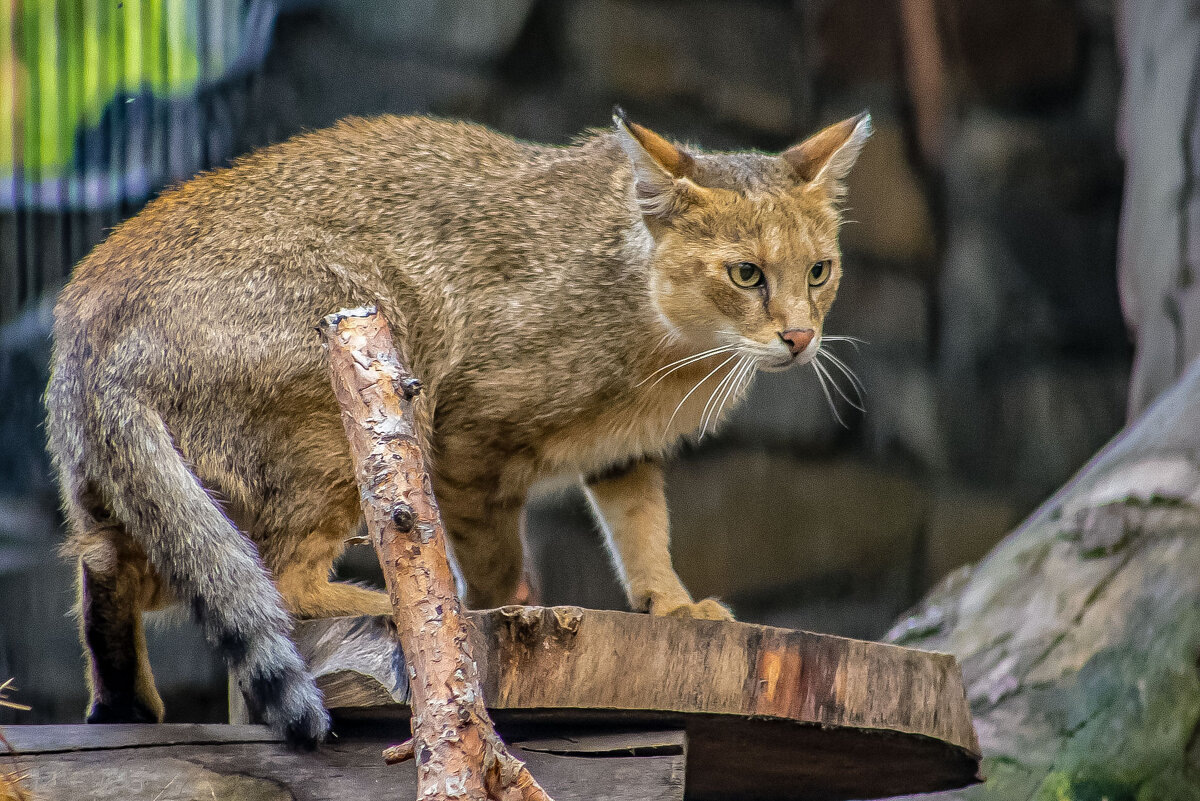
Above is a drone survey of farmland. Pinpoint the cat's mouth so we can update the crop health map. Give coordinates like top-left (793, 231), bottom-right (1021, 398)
top-left (758, 352), bottom-right (806, 373)
top-left (758, 339), bottom-right (821, 372)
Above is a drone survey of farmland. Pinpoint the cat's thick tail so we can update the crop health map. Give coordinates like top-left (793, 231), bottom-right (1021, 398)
top-left (47, 365), bottom-right (329, 749)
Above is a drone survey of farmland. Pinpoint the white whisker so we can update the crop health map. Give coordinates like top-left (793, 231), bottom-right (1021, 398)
top-left (701, 356), bottom-right (750, 438)
top-left (637, 344), bottom-right (739, 388)
top-left (711, 357), bottom-right (756, 435)
top-left (820, 335), bottom-right (868, 352)
top-left (666, 353), bottom-right (739, 432)
top-left (698, 357), bottom-right (741, 440)
top-left (818, 349), bottom-right (866, 398)
top-left (814, 356), bottom-right (864, 412)
top-left (812, 361), bottom-right (848, 428)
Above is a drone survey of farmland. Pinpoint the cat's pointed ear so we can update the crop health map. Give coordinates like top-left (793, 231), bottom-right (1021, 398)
top-left (782, 112), bottom-right (872, 196)
top-left (613, 106), bottom-right (708, 220)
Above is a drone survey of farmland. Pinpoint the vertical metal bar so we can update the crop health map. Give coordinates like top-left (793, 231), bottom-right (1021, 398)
top-left (135, 0), bottom-right (149, 203)
top-left (82, 0), bottom-right (105, 257)
top-left (0, 0), bottom-right (18, 321)
top-left (35, 0), bottom-right (62, 303)
top-left (19, 0), bottom-right (39, 311)
top-left (155, 0), bottom-right (169, 194)
top-left (122, 0), bottom-right (140, 210)
top-left (113, 0), bottom-right (127, 222)
top-left (52, 0), bottom-right (71, 295)
top-left (177, 0), bottom-right (201, 181)
top-left (197, 0), bottom-right (211, 170)
top-left (164, 0), bottom-right (187, 182)
top-left (63, 0), bottom-right (85, 278)
top-left (102, 0), bottom-right (120, 235)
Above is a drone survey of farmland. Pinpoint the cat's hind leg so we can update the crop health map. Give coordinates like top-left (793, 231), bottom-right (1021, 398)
top-left (439, 488), bottom-right (524, 610)
top-left (68, 510), bottom-right (166, 724)
top-left (266, 496), bottom-right (393, 619)
top-left (277, 561), bottom-right (393, 619)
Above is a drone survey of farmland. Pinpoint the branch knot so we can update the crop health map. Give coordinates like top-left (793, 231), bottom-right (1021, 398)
top-left (392, 502), bottom-right (417, 533)
top-left (399, 376), bottom-right (423, 400)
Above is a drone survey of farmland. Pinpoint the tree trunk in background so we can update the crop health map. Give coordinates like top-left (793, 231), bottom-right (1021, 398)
top-left (884, 359), bottom-right (1200, 800)
top-left (1117, 0), bottom-right (1200, 418)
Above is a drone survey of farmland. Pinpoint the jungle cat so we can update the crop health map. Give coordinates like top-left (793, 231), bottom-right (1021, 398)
top-left (44, 108), bottom-right (871, 747)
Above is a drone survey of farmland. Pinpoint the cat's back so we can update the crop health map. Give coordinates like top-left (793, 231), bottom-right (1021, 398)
top-left (55, 117), bottom-right (546, 335)
top-left (69, 116), bottom-right (531, 275)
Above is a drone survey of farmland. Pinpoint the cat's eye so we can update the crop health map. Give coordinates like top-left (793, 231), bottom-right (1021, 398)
top-left (729, 262), bottom-right (764, 288)
top-left (808, 260), bottom-right (831, 287)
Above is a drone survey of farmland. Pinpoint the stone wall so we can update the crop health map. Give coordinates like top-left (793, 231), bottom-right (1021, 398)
top-left (0, 0), bottom-right (1130, 721)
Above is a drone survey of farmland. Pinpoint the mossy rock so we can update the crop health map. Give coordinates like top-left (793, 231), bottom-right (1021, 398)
top-left (885, 361), bottom-right (1200, 800)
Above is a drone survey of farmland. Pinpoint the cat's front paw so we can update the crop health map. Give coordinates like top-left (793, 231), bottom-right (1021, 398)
top-left (652, 597), bottom-right (735, 621)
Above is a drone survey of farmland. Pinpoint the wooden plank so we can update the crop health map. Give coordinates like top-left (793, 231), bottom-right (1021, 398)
top-left (517, 730), bottom-right (684, 757)
top-left (296, 608), bottom-right (982, 800)
top-left (0, 725), bottom-right (685, 801)
top-left (2, 723), bottom-right (277, 752)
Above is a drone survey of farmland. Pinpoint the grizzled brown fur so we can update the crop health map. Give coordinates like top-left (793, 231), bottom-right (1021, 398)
top-left (44, 111), bottom-right (870, 747)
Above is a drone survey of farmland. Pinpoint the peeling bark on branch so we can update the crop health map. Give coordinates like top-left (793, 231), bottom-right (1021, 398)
top-left (319, 306), bottom-right (552, 801)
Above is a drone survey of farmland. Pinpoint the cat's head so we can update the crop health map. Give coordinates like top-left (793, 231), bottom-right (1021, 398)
top-left (614, 109), bottom-right (870, 372)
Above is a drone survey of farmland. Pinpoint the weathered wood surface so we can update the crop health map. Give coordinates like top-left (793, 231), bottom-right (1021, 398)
top-left (296, 607), bottom-right (981, 800)
top-left (0, 724), bottom-right (684, 801)
top-left (885, 357), bottom-right (1200, 799)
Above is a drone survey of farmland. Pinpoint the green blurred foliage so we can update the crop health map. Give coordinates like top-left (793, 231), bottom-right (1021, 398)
top-left (2, 0), bottom-right (212, 174)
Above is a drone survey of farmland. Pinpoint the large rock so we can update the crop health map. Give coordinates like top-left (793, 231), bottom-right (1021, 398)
top-left (940, 112), bottom-right (1125, 372)
top-left (886, 357), bottom-right (1200, 800)
top-left (937, 110), bottom-right (1128, 501)
top-left (948, 0), bottom-right (1083, 106)
top-left (324, 0), bottom-right (535, 65)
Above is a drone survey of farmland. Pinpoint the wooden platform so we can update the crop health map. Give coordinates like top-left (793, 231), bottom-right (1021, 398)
top-left (1, 608), bottom-right (981, 800)
top-left (0, 724), bottom-right (686, 801)
top-left (293, 607), bottom-right (982, 800)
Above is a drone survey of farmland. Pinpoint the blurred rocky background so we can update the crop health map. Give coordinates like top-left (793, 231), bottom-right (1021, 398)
top-left (0, 0), bottom-right (1130, 723)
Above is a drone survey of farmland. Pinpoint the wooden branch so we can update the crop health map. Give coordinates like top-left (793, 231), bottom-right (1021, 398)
top-left (318, 306), bottom-right (552, 801)
top-left (898, 0), bottom-right (950, 164)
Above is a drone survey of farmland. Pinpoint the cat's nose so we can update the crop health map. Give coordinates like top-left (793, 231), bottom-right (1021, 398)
top-left (779, 328), bottom-right (816, 355)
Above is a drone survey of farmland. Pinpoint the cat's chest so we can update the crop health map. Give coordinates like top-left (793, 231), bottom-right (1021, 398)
top-left (533, 363), bottom-right (742, 476)
top-left (442, 358), bottom-right (748, 501)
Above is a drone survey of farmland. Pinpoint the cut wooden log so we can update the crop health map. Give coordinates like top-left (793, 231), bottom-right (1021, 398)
top-left (0, 724), bottom-right (685, 801)
top-left (292, 607), bottom-right (982, 801)
top-left (884, 357), bottom-right (1200, 799)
